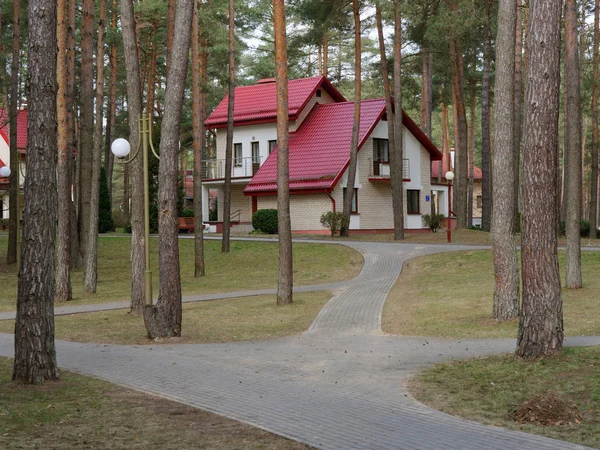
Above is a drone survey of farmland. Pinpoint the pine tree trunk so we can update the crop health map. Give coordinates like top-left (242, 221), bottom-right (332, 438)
top-left (166, 0), bottom-right (176, 75)
top-left (340, 0), bottom-right (361, 238)
top-left (273, 0), bottom-right (293, 304)
top-left (481, 30), bottom-right (492, 232)
top-left (13, 0), bottom-right (59, 384)
top-left (120, 0), bottom-right (145, 314)
top-left (85, 0), bottom-right (107, 293)
top-left (564, 0), bottom-right (582, 289)
top-left (56, 0), bottom-right (72, 302)
top-left (79, 0), bottom-right (95, 261)
top-left (67, 0), bottom-right (82, 271)
top-left (514, 0), bottom-right (523, 224)
top-left (468, 85), bottom-right (475, 228)
top-left (7, 0), bottom-right (19, 265)
top-left (440, 100), bottom-right (449, 185)
top-left (221, 0), bottom-right (235, 253)
top-left (391, 1), bottom-right (404, 240)
top-left (592, 0), bottom-right (600, 238)
top-left (323, 33), bottom-right (329, 78)
top-left (105, 0), bottom-right (118, 199)
top-left (492, 0), bottom-right (519, 321)
top-left (421, 47), bottom-right (432, 137)
top-left (143, 0), bottom-right (194, 339)
top-left (517, 0), bottom-right (563, 358)
top-left (147, 35), bottom-right (157, 117)
top-left (191, 0), bottom-right (205, 277)
top-left (449, 34), bottom-right (468, 229)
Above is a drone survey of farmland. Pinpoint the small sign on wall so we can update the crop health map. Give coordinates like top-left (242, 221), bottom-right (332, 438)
top-left (425, 195), bottom-right (430, 202)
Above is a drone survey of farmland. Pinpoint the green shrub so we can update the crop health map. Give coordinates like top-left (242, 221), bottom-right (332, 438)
top-left (559, 220), bottom-right (600, 238)
top-left (252, 209), bottom-right (278, 234)
top-left (320, 211), bottom-right (348, 237)
top-left (422, 213), bottom-right (445, 233)
top-left (180, 208), bottom-right (194, 218)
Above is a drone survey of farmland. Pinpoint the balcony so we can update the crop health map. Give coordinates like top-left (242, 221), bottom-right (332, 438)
top-left (202, 156), bottom-right (263, 180)
top-left (369, 158), bottom-right (410, 181)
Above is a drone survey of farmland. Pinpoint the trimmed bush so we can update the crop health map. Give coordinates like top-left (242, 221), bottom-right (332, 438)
top-left (180, 208), bottom-right (195, 218)
top-left (252, 209), bottom-right (278, 234)
top-left (422, 213), bottom-right (445, 233)
top-left (320, 211), bottom-right (348, 237)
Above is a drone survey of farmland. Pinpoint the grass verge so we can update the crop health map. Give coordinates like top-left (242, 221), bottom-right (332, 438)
top-left (382, 250), bottom-right (600, 338)
top-left (408, 346), bottom-right (600, 449)
top-left (0, 235), bottom-right (362, 312)
top-left (0, 357), bottom-right (311, 449)
top-left (0, 291), bottom-right (332, 345)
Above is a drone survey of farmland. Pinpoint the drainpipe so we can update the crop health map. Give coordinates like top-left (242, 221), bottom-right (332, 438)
top-left (326, 193), bottom-right (336, 211)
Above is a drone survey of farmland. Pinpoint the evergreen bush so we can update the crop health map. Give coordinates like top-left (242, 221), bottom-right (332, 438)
top-left (422, 213), bottom-right (445, 233)
top-left (319, 211), bottom-right (348, 236)
top-left (252, 209), bottom-right (278, 234)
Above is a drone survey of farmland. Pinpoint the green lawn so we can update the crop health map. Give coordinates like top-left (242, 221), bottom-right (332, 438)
top-left (0, 235), bottom-right (362, 312)
top-left (409, 346), bottom-right (600, 449)
top-left (383, 250), bottom-right (600, 338)
top-left (0, 291), bottom-right (332, 345)
top-left (0, 357), bottom-right (311, 450)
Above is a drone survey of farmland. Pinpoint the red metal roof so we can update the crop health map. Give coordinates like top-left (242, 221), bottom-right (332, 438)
top-left (244, 99), bottom-right (443, 195)
top-left (205, 76), bottom-right (346, 128)
top-left (431, 151), bottom-right (482, 182)
top-left (245, 99), bottom-right (388, 194)
top-left (0, 109), bottom-right (28, 153)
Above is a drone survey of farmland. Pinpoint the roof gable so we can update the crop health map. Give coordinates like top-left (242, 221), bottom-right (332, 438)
top-left (431, 152), bottom-right (481, 181)
top-left (0, 109), bottom-right (28, 153)
top-left (245, 99), bottom-right (387, 194)
top-left (205, 76), bottom-right (346, 128)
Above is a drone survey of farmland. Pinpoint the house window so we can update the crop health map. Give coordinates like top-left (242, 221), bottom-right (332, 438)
top-left (251, 142), bottom-right (260, 163)
top-left (476, 195), bottom-right (482, 209)
top-left (234, 143), bottom-right (242, 167)
top-left (407, 190), bottom-right (420, 214)
top-left (373, 138), bottom-right (389, 163)
top-left (316, 89), bottom-right (322, 98)
top-left (268, 140), bottom-right (277, 154)
top-left (343, 187), bottom-right (358, 213)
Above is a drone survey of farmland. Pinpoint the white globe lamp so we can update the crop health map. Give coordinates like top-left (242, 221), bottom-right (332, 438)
top-left (445, 171), bottom-right (454, 182)
top-left (111, 138), bottom-right (131, 158)
top-left (0, 166), bottom-right (11, 178)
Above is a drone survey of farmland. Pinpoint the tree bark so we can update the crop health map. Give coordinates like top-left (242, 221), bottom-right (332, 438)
top-left (517, 0), bottom-right (563, 358)
top-left (340, 0), bottom-right (362, 237)
top-left (79, 0), bottom-right (95, 260)
top-left (221, 0), bottom-right (235, 253)
top-left (376, 5), bottom-right (403, 240)
top-left (564, 0), bottom-right (582, 289)
top-left (592, 0), bottom-right (600, 238)
top-left (468, 84), bottom-right (475, 228)
top-left (323, 33), bottom-right (329, 78)
top-left (492, 0), bottom-right (519, 321)
top-left (514, 0), bottom-right (524, 223)
top-left (105, 0), bottom-right (118, 199)
top-left (391, 1), bottom-right (404, 240)
top-left (7, 0), bottom-right (19, 265)
top-left (192, 0), bottom-right (205, 277)
top-left (166, 0), bottom-right (176, 75)
top-left (67, 0), bottom-right (82, 271)
top-left (56, 0), bottom-right (72, 302)
top-left (13, 0), bottom-right (59, 384)
top-left (143, 0), bottom-right (194, 339)
top-left (120, 0), bottom-right (145, 314)
top-left (481, 30), bottom-right (492, 232)
top-left (85, 0), bottom-right (107, 293)
top-left (421, 47), bottom-right (432, 138)
top-left (448, 27), bottom-right (468, 228)
top-left (273, 0), bottom-right (293, 304)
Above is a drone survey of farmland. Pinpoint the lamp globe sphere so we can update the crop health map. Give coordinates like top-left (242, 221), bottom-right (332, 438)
top-left (111, 138), bottom-right (131, 158)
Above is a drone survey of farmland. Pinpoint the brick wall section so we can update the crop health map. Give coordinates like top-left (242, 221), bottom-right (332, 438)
top-left (217, 184), bottom-right (253, 222)
top-left (258, 194), bottom-right (334, 231)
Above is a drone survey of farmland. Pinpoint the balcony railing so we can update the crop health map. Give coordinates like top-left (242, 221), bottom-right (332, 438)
top-left (369, 158), bottom-right (410, 180)
top-left (202, 156), bottom-right (264, 180)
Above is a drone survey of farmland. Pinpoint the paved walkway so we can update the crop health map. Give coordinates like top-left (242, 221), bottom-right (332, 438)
top-left (1, 238), bottom-right (599, 450)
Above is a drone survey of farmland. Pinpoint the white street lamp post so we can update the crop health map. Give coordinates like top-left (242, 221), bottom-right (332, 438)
top-left (445, 170), bottom-right (454, 243)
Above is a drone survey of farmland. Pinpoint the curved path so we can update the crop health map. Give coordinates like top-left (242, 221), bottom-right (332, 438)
top-left (1, 239), bottom-right (599, 450)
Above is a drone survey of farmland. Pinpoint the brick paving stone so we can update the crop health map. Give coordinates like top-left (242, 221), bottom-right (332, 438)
top-left (0, 237), bottom-right (598, 450)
